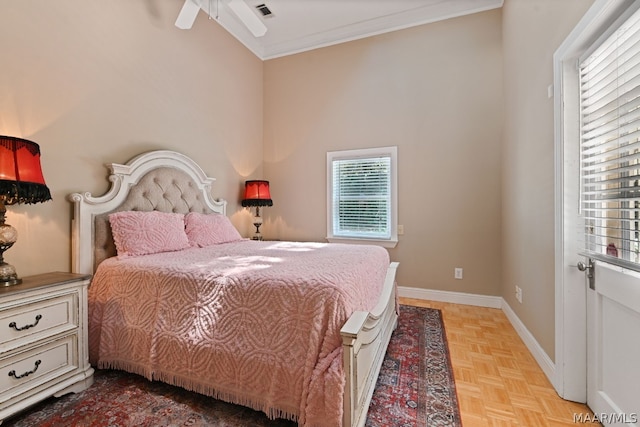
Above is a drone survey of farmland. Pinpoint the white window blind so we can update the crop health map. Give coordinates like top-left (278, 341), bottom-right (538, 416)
top-left (327, 147), bottom-right (397, 247)
top-left (580, 6), bottom-right (640, 269)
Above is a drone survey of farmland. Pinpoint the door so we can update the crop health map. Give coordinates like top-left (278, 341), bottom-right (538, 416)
top-left (576, 3), bottom-right (640, 424)
top-left (556, 1), bottom-right (640, 423)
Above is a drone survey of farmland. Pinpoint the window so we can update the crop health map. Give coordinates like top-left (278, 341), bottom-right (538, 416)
top-left (327, 146), bottom-right (397, 248)
top-left (580, 4), bottom-right (640, 269)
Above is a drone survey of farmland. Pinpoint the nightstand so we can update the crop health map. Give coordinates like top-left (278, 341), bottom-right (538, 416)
top-left (0, 272), bottom-right (94, 424)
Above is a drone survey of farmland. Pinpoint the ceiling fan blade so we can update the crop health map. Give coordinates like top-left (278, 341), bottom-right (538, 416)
top-left (175, 0), bottom-right (201, 30)
top-left (228, 0), bottom-right (267, 37)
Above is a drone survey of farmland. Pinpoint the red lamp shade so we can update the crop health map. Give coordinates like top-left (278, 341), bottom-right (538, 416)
top-left (241, 180), bottom-right (273, 207)
top-left (0, 136), bottom-right (51, 205)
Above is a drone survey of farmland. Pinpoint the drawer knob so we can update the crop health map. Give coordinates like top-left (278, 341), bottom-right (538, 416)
top-left (8, 359), bottom-right (41, 380)
top-left (9, 314), bottom-right (42, 331)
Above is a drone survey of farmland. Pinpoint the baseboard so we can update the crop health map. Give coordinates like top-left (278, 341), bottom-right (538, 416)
top-left (398, 286), bottom-right (556, 385)
top-left (500, 300), bottom-right (556, 384)
top-left (398, 286), bottom-right (503, 308)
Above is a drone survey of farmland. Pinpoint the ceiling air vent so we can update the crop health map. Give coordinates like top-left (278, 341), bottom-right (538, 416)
top-left (255, 4), bottom-right (273, 17)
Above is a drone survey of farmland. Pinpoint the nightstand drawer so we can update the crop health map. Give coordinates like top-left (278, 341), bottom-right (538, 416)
top-left (0, 334), bottom-right (78, 405)
top-left (0, 292), bottom-right (78, 354)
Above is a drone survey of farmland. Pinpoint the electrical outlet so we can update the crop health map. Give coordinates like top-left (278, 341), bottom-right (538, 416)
top-left (515, 285), bottom-right (523, 303)
top-left (454, 268), bottom-right (463, 280)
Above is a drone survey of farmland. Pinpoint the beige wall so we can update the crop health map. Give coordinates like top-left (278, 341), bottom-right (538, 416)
top-left (264, 10), bottom-right (504, 295)
top-left (501, 0), bottom-right (594, 358)
top-left (0, 1), bottom-right (263, 277)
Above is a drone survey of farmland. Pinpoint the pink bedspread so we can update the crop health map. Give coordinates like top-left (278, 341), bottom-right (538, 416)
top-left (88, 240), bottom-right (389, 427)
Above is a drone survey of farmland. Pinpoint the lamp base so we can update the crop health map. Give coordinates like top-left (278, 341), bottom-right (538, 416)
top-left (0, 262), bottom-right (22, 287)
top-left (252, 221), bottom-right (263, 241)
top-left (0, 209), bottom-right (21, 286)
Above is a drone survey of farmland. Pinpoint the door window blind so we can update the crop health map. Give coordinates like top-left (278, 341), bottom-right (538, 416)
top-left (580, 6), bottom-right (640, 268)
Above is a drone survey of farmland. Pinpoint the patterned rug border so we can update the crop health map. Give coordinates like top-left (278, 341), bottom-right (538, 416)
top-left (423, 306), bottom-right (462, 426)
top-left (3, 305), bottom-right (462, 427)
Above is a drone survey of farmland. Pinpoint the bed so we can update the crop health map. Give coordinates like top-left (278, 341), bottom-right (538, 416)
top-left (68, 150), bottom-right (399, 427)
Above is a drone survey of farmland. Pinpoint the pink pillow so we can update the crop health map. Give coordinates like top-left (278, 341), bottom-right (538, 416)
top-left (109, 211), bottom-right (190, 258)
top-left (185, 212), bottom-right (243, 247)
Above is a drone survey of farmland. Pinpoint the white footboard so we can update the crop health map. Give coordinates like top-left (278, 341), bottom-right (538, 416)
top-left (341, 262), bottom-right (399, 427)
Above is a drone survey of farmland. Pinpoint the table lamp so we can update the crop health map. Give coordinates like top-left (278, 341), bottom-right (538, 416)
top-left (241, 180), bottom-right (272, 240)
top-left (0, 136), bottom-right (52, 286)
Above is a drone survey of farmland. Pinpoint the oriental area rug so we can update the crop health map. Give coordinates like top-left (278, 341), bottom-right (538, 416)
top-left (3, 305), bottom-right (461, 427)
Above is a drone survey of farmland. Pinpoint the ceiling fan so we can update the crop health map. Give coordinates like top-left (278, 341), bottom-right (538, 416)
top-left (175, 0), bottom-right (268, 37)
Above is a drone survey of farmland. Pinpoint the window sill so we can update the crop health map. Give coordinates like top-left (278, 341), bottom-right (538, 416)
top-left (326, 237), bottom-right (398, 248)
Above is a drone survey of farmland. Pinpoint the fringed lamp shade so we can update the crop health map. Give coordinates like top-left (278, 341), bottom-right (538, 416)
top-left (241, 180), bottom-right (273, 207)
top-left (0, 136), bottom-right (52, 286)
top-left (241, 180), bottom-right (272, 240)
top-left (0, 137), bottom-right (51, 205)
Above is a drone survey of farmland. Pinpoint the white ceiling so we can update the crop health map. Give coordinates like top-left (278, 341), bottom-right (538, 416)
top-left (182, 0), bottom-right (504, 60)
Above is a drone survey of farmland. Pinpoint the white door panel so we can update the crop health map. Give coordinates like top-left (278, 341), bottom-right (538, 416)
top-left (587, 262), bottom-right (640, 425)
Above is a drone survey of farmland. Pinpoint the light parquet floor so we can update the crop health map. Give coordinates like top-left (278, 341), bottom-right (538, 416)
top-left (399, 297), bottom-right (593, 426)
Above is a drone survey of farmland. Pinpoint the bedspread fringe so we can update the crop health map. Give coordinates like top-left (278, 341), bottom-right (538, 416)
top-left (97, 360), bottom-right (300, 423)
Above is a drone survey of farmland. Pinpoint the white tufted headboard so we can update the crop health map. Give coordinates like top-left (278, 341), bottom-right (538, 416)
top-left (68, 150), bottom-right (227, 275)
